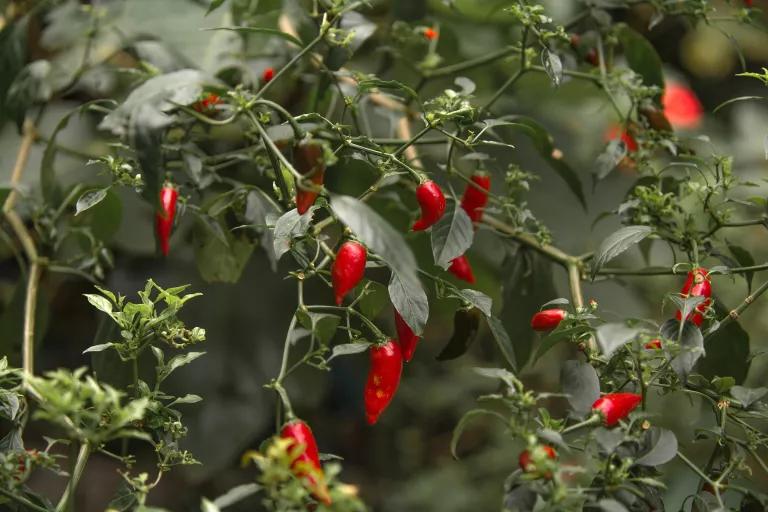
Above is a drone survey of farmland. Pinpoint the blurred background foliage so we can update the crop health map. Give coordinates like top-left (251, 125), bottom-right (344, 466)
top-left (1, 0), bottom-right (768, 510)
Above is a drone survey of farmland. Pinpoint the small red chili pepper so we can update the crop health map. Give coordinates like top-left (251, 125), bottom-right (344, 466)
top-left (412, 180), bottom-right (446, 231)
top-left (604, 124), bottom-right (638, 153)
top-left (448, 255), bottom-right (476, 284)
top-left (592, 393), bottom-right (642, 427)
top-left (530, 309), bottom-right (567, 331)
top-left (192, 93), bottom-right (221, 113)
top-left (262, 67), bottom-right (275, 83)
top-left (744, 0), bottom-right (754, 6)
top-left (674, 267), bottom-right (711, 326)
top-left (460, 172), bottom-right (491, 224)
top-left (155, 182), bottom-right (179, 257)
top-left (644, 338), bottom-right (662, 350)
top-left (280, 419), bottom-right (332, 505)
top-left (332, 241), bottom-right (367, 305)
top-left (569, 33), bottom-right (581, 49)
top-left (585, 48), bottom-right (599, 66)
top-left (364, 340), bottom-right (403, 425)
top-left (293, 142), bottom-right (325, 215)
top-left (518, 445), bottom-right (557, 478)
top-left (662, 82), bottom-right (703, 129)
top-left (423, 27), bottom-right (438, 40)
top-left (394, 308), bottom-right (420, 363)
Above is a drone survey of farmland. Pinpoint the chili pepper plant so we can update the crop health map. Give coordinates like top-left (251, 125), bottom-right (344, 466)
top-left (0, 0), bottom-right (767, 511)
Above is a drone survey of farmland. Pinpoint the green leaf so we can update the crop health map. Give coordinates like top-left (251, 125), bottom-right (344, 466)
top-left (728, 244), bottom-right (755, 293)
top-left (436, 308), bottom-right (482, 361)
top-left (431, 202), bottom-right (474, 269)
top-left (450, 408), bottom-right (505, 459)
top-left (541, 48), bottom-right (563, 87)
top-left (205, 0), bottom-right (228, 16)
top-left (358, 282), bottom-right (389, 319)
top-left (591, 225), bottom-right (653, 279)
top-left (356, 78), bottom-right (418, 101)
top-left (211, 483), bottom-right (261, 508)
top-left (84, 293), bottom-right (114, 315)
top-left (75, 188), bottom-right (110, 215)
top-left (327, 342), bottom-right (372, 362)
top-left (699, 300), bottom-right (750, 384)
top-left (0, 390), bottom-right (20, 421)
top-left (171, 394), bottom-right (203, 406)
top-left (618, 24), bottom-right (664, 89)
top-left (205, 27), bottom-right (303, 47)
top-left (297, 311), bottom-right (340, 345)
top-left (193, 219), bottom-right (255, 283)
top-left (595, 322), bottom-right (643, 358)
top-left (533, 323), bottom-right (592, 364)
top-left (83, 343), bottom-right (114, 354)
top-left (455, 289), bottom-right (492, 317)
top-left (486, 315), bottom-right (517, 371)
top-left (730, 385), bottom-right (768, 408)
top-left (660, 319), bottom-right (704, 381)
top-left (599, 499), bottom-right (629, 512)
top-left (561, 360), bottom-right (600, 416)
top-left (500, 115), bottom-right (586, 209)
top-left (272, 208), bottom-right (315, 260)
top-left (159, 351), bottom-right (206, 382)
top-left (636, 428), bottom-right (678, 466)
top-left (594, 139), bottom-right (628, 180)
top-left (331, 195), bottom-right (428, 334)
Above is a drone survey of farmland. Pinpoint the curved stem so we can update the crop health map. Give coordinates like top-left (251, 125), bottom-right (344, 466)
top-left (56, 442), bottom-right (91, 512)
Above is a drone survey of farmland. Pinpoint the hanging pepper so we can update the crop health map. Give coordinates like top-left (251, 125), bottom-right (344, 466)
top-left (294, 141), bottom-right (325, 215)
top-left (192, 92), bottom-right (221, 113)
top-left (331, 241), bottom-right (367, 305)
top-left (364, 340), bottom-right (403, 425)
top-left (155, 182), bottom-right (179, 257)
top-left (518, 445), bottom-right (557, 479)
top-left (644, 338), bottom-right (662, 350)
top-left (448, 255), bottom-right (476, 284)
top-left (262, 67), bottom-right (275, 83)
top-left (395, 308), bottom-right (420, 363)
top-left (280, 419), bottom-right (332, 505)
top-left (592, 393), bottom-right (642, 427)
top-left (675, 267), bottom-right (711, 326)
top-left (530, 309), bottom-right (567, 332)
top-left (423, 27), bottom-right (438, 40)
top-left (460, 172), bottom-right (491, 224)
top-left (412, 180), bottom-right (446, 231)
top-left (436, 308), bottom-right (482, 361)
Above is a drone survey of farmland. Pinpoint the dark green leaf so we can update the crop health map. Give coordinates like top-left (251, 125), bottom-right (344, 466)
top-left (591, 225), bottom-right (653, 279)
top-left (328, 342), bottom-right (372, 362)
top-left (431, 202), bottom-right (473, 269)
top-left (388, 272), bottom-right (429, 336)
top-left (618, 24), bottom-right (664, 89)
top-left (272, 208), bottom-right (315, 260)
top-left (193, 220), bottom-right (255, 283)
top-left (455, 289), bottom-right (492, 317)
top-left (730, 385), bottom-right (767, 408)
top-left (636, 428), bottom-right (677, 466)
top-left (561, 360), bottom-right (600, 416)
top-left (297, 311), bottom-right (340, 345)
top-left (533, 323), bottom-right (591, 364)
top-left (358, 282), bottom-right (389, 319)
top-left (728, 244), bottom-right (755, 293)
top-left (451, 408), bottom-right (505, 459)
top-left (698, 300), bottom-right (750, 384)
top-left (486, 316), bottom-right (517, 371)
top-left (660, 319), bottom-right (704, 381)
top-left (595, 322), bottom-right (643, 358)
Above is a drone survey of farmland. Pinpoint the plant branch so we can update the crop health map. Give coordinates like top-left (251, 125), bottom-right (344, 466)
top-left (0, 488), bottom-right (49, 512)
top-left (56, 442), bottom-right (91, 512)
top-left (482, 214), bottom-right (573, 265)
top-left (705, 277), bottom-right (768, 338)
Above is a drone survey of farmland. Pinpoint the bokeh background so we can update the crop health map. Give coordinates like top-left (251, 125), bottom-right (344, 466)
top-left (1, 0), bottom-right (768, 510)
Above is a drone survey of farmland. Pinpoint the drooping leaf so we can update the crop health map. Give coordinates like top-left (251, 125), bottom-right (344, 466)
top-left (272, 208), bottom-right (315, 260)
top-left (595, 322), bottom-right (643, 358)
top-left (728, 244), bottom-right (755, 293)
top-left (431, 202), bottom-right (474, 269)
top-left (436, 308), bottom-right (482, 361)
top-left (498, 115), bottom-right (586, 208)
top-left (660, 318), bottom-right (704, 381)
top-left (730, 385), bottom-right (768, 408)
top-left (561, 360), bottom-right (600, 416)
top-left (331, 195), bottom-right (428, 334)
top-left (486, 315), bottom-right (517, 370)
top-left (618, 24), bottom-right (664, 90)
top-left (591, 225), bottom-right (653, 279)
top-left (451, 408), bottom-right (505, 459)
top-left (636, 428), bottom-right (678, 466)
top-left (455, 289), bottom-right (492, 317)
top-left (327, 342), bottom-right (372, 362)
top-left (698, 300), bottom-right (750, 384)
top-left (541, 48), bottom-right (563, 87)
top-left (193, 219), bottom-right (255, 283)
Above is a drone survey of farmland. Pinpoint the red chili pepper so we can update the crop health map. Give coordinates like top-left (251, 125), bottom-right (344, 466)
top-left (448, 255), bottom-right (476, 284)
top-left (644, 338), bottom-right (662, 350)
top-left (192, 93), bottom-right (221, 113)
top-left (155, 182), bottom-right (178, 257)
top-left (662, 82), bottom-right (703, 129)
top-left (744, 0), bottom-right (754, 6)
top-left (530, 309), bottom-right (567, 331)
top-left (604, 124), bottom-right (638, 153)
top-left (280, 419), bottom-right (331, 505)
top-left (518, 445), bottom-right (557, 478)
top-left (332, 241), bottom-right (367, 305)
top-left (674, 267), bottom-right (711, 326)
top-left (460, 172), bottom-right (491, 224)
top-left (585, 48), bottom-right (599, 66)
top-left (293, 142), bottom-right (325, 215)
top-left (412, 180), bottom-right (446, 231)
top-left (423, 27), bottom-right (438, 40)
top-left (395, 308), bottom-right (420, 363)
top-left (364, 340), bottom-right (403, 425)
top-left (262, 67), bottom-right (275, 83)
top-left (592, 393), bottom-right (642, 427)
top-left (569, 33), bottom-right (581, 49)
